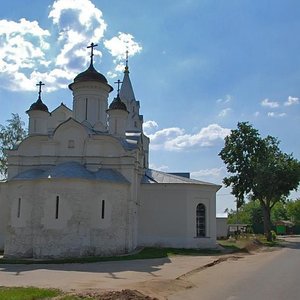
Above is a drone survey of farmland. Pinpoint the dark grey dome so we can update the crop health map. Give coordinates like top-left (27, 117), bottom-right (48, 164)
top-left (27, 98), bottom-right (49, 113)
top-left (108, 95), bottom-right (128, 111)
top-left (69, 62), bottom-right (113, 92)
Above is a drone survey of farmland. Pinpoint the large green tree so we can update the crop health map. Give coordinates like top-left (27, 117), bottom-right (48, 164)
top-left (219, 122), bottom-right (300, 241)
top-left (0, 113), bottom-right (27, 178)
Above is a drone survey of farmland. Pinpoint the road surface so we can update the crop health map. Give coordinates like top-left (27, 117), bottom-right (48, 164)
top-left (0, 237), bottom-right (299, 300)
top-left (170, 236), bottom-right (300, 300)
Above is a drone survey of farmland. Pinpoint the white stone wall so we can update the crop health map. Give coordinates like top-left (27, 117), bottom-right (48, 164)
top-left (138, 184), bottom-right (218, 249)
top-left (4, 179), bottom-right (134, 258)
top-left (216, 217), bottom-right (228, 238)
top-left (0, 182), bottom-right (8, 250)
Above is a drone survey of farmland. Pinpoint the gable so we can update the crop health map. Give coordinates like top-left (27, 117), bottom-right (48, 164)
top-left (48, 104), bottom-right (73, 132)
top-left (53, 118), bottom-right (90, 156)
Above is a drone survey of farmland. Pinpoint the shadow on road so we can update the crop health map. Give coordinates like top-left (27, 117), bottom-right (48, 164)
top-left (278, 236), bottom-right (300, 250)
top-left (0, 256), bottom-right (172, 276)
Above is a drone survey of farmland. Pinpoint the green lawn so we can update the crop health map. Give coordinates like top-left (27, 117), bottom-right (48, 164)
top-left (0, 287), bottom-right (60, 300)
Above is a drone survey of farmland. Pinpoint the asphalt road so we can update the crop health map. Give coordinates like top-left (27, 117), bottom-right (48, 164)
top-left (170, 236), bottom-right (300, 300)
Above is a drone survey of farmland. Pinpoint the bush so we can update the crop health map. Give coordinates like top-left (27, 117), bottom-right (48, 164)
top-left (271, 230), bottom-right (277, 241)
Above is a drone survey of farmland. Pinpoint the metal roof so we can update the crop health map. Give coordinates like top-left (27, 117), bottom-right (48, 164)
top-left (12, 161), bottom-right (129, 184)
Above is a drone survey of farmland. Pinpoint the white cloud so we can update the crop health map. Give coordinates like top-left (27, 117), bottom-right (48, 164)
top-left (216, 94), bottom-right (232, 104)
top-left (104, 32), bottom-right (142, 74)
top-left (147, 124), bottom-right (230, 151)
top-left (218, 108), bottom-right (231, 117)
top-left (143, 120), bottom-right (158, 133)
top-left (284, 96), bottom-right (299, 106)
top-left (267, 112), bottom-right (286, 118)
top-left (49, 0), bottom-right (107, 71)
top-left (261, 98), bottom-right (279, 108)
top-left (0, 0), bottom-right (142, 92)
top-left (0, 18), bottom-right (51, 91)
top-left (254, 111), bottom-right (260, 117)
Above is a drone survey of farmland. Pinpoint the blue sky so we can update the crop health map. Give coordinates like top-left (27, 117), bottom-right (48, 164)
top-left (0, 0), bottom-right (300, 214)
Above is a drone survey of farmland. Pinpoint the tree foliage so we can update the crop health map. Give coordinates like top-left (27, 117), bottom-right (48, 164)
top-left (219, 122), bottom-right (300, 240)
top-left (287, 199), bottom-right (300, 224)
top-left (226, 200), bottom-right (263, 226)
top-left (0, 113), bottom-right (27, 178)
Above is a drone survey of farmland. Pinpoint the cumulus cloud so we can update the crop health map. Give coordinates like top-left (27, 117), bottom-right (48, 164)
top-left (49, 0), bottom-right (107, 71)
top-left (147, 123), bottom-right (230, 151)
top-left (0, 0), bottom-right (142, 92)
top-left (143, 120), bottom-right (158, 133)
top-left (0, 18), bottom-right (51, 91)
top-left (218, 108), bottom-right (231, 117)
top-left (267, 112), bottom-right (286, 118)
top-left (104, 32), bottom-right (142, 76)
top-left (284, 96), bottom-right (299, 106)
top-left (261, 98), bottom-right (279, 108)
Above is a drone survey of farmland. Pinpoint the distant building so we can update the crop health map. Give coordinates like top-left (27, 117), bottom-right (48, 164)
top-left (0, 45), bottom-right (220, 258)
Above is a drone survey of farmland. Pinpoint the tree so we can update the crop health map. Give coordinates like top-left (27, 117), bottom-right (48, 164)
top-left (287, 199), bottom-right (300, 224)
top-left (227, 200), bottom-right (264, 227)
top-left (271, 201), bottom-right (288, 223)
top-left (219, 122), bottom-right (300, 241)
top-left (0, 113), bottom-right (27, 178)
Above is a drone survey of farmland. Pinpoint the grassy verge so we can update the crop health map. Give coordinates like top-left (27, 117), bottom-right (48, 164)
top-left (0, 247), bottom-right (221, 265)
top-left (0, 286), bottom-right (61, 300)
top-left (218, 234), bottom-right (283, 252)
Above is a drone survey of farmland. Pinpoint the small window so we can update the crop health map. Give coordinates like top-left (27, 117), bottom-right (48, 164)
top-left (68, 139), bottom-right (75, 148)
top-left (17, 198), bottom-right (21, 218)
top-left (196, 203), bottom-right (206, 237)
top-left (134, 121), bottom-right (137, 128)
top-left (55, 196), bottom-right (59, 219)
top-left (101, 200), bottom-right (105, 219)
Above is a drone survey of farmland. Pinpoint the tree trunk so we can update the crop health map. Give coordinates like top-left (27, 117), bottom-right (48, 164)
top-left (261, 204), bottom-right (272, 241)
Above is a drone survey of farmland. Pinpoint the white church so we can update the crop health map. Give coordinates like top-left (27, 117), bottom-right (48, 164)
top-left (0, 44), bottom-right (220, 258)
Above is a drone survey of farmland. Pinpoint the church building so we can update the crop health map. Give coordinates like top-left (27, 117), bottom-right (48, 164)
top-left (0, 44), bottom-right (221, 258)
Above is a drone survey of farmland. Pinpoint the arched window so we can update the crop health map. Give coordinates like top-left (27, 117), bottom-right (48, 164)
top-left (196, 203), bottom-right (206, 237)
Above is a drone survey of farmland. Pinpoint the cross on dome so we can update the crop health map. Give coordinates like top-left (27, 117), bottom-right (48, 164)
top-left (87, 42), bottom-right (98, 64)
top-left (125, 50), bottom-right (129, 72)
top-left (36, 81), bottom-right (45, 100)
top-left (114, 79), bottom-right (123, 95)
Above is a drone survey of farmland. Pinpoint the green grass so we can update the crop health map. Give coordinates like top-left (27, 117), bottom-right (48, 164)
top-left (0, 247), bottom-right (221, 265)
top-left (0, 286), bottom-right (60, 300)
top-left (218, 234), bottom-right (283, 252)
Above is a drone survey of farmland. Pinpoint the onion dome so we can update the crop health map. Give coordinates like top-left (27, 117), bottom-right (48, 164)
top-left (69, 42), bottom-right (113, 92)
top-left (74, 63), bottom-right (108, 84)
top-left (108, 94), bottom-right (128, 111)
top-left (27, 81), bottom-right (49, 113)
top-left (27, 98), bottom-right (49, 112)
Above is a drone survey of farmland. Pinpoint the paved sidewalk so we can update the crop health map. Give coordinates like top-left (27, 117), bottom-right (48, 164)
top-left (0, 255), bottom-right (218, 292)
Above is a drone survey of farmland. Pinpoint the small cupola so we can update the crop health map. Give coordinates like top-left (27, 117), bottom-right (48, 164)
top-left (107, 80), bottom-right (129, 137)
top-left (27, 81), bottom-right (49, 113)
top-left (108, 94), bottom-right (128, 112)
top-left (26, 81), bottom-right (50, 135)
